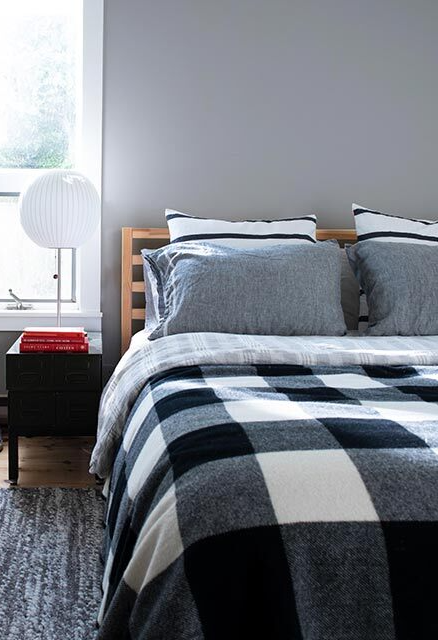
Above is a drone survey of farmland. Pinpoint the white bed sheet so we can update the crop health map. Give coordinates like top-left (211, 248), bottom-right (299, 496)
top-left (129, 329), bottom-right (438, 364)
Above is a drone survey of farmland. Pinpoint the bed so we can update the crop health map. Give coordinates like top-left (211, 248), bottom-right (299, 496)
top-left (91, 227), bottom-right (438, 640)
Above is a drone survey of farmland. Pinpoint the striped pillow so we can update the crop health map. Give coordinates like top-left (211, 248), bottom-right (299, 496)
top-left (352, 204), bottom-right (438, 331)
top-left (165, 209), bottom-right (317, 247)
top-left (353, 203), bottom-right (438, 244)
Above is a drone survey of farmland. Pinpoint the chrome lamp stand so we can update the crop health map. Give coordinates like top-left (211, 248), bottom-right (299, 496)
top-left (55, 249), bottom-right (62, 327)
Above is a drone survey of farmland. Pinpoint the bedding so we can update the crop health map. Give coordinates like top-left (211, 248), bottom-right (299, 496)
top-left (340, 248), bottom-right (359, 330)
top-left (93, 331), bottom-right (438, 640)
top-left (358, 289), bottom-right (369, 332)
top-left (352, 204), bottom-right (438, 331)
top-left (165, 209), bottom-right (317, 246)
top-left (142, 248), bottom-right (163, 334)
top-left (348, 242), bottom-right (438, 336)
top-left (142, 241), bottom-right (346, 340)
top-left (143, 243), bottom-right (359, 335)
top-left (353, 203), bottom-right (438, 244)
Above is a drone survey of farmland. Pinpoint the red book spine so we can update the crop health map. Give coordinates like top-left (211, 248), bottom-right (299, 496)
top-left (23, 332), bottom-right (86, 339)
top-left (20, 343), bottom-right (89, 353)
top-left (21, 337), bottom-right (88, 344)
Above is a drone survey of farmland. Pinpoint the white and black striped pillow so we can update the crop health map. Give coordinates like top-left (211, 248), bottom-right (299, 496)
top-left (353, 204), bottom-right (438, 244)
top-left (353, 204), bottom-right (438, 330)
top-left (165, 209), bottom-right (317, 247)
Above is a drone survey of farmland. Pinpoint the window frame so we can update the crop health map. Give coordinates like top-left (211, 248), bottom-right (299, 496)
top-left (0, 192), bottom-right (77, 304)
top-left (0, 0), bottom-right (103, 331)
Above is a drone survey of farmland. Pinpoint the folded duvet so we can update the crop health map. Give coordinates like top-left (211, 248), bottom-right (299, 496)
top-left (93, 332), bottom-right (438, 639)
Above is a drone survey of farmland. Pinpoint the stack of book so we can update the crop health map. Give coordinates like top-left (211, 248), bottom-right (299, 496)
top-left (19, 327), bottom-right (89, 353)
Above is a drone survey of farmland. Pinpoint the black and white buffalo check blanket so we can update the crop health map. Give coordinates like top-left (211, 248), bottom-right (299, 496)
top-left (92, 332), bottom-right (438, 640)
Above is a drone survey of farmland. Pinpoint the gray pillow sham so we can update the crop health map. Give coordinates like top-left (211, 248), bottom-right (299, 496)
top-left (345, 244), bottom-right (369, 331)
top-left (340, 248), bottom-right (359, 330)
top-left (346, 241), bottom-right (438, 335)
top-left (144, 245), bottom-right (359, 333)
top-left (142, 249), bottom-right (164, 333)
top-left (142, 241), bottom-right (346, 339)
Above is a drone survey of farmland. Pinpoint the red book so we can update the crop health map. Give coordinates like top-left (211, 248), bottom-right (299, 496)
top-left (21, 336), bottom-right (88, 344)
top-left (23, 326), bottom-right (86, 339)
top-left (19, 342), bottom-right (89, 353)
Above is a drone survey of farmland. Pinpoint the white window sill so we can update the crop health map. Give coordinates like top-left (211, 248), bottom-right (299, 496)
top-left (0, 309), bottom-right (102, 332)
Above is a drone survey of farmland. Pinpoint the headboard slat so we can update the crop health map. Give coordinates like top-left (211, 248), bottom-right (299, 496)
top-left (121, 227), bottom-right (357, 354)
top-left (121, 227), bottom-right (134, 354)
top-left (132, 228), bottom-right (170, 239)
top-left (132, 308), bottom-right (146, 320)
top-left (317, 229), bottom-right (357, 241)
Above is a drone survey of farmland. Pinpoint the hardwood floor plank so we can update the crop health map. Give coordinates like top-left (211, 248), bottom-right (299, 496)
top-left (0, 433), bottom-right (97, 488)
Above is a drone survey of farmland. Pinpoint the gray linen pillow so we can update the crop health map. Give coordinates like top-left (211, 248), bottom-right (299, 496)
top-left (142, 249), bottom-right (164, 333)
top-left (345, 244), bottom-right (369, 331)
top-left (347, 241), bottom-right (438, 335)
top-left (142, 241), bottom-right (346, 339)
top-left (340, 248), bottom-right (359, 330)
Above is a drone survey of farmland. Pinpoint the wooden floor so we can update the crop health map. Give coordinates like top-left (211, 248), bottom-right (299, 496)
top-left (0, 432), bottom-right (97, 488)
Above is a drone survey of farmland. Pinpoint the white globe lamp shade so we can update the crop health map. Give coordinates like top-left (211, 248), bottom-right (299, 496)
top-left (19, 170), bottom-right (100, 249)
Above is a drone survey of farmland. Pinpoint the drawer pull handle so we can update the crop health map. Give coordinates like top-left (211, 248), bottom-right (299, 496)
top-left (19, 373), bottom-right (43, 385)
top-left (65, 373), bottom-right (89, 383)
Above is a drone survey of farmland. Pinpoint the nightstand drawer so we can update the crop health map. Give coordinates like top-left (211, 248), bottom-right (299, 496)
top-left (54, 355), bottom-right (101, 390)
top-left (7, 355), bottom-right (54, 390)
top-left (56, 392), bottom-right (100, 433)
top-left (9, 392), bottom-right (56, 428)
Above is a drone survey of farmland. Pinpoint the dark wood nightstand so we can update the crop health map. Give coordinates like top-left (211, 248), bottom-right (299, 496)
top-left (6, 332), bottom-right (102, 485)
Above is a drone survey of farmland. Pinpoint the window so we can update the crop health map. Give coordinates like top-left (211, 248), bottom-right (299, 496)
top-left (0, 0), bottom-right (103, 329)
top-left (0, 1), bottom-right (82, 172)
top-left (0, 196), bottom-right (75, 303)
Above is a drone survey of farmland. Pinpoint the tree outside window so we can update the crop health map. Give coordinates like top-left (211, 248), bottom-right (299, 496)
top-left (0, 0), bottom-right (80, 170)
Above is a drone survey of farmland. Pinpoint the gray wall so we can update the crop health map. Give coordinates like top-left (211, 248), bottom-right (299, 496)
top-left (99, 0), bottom-right (438, 374)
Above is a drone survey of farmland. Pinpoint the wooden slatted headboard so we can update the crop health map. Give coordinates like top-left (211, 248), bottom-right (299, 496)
top-left (121, 227), bottom-right (357, 354)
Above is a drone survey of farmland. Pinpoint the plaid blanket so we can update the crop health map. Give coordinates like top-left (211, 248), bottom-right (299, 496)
top-left (90, 331), bottom-right (438, 478)
top-left (96, 358), bottom-right (438, 640)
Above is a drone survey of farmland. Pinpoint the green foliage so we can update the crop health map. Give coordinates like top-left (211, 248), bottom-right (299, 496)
top-left (0, 14), bottom-right (77, 169)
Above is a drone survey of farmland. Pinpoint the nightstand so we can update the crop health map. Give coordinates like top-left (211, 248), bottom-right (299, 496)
top-left (6, 332), bottom-right (102, 485)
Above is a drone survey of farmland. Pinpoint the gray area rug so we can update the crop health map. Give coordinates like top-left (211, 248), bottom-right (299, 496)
top-left (0, 488), bottom-right (104, 640)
